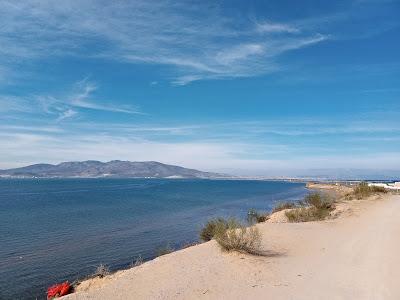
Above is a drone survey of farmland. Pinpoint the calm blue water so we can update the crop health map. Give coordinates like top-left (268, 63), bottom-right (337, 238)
top-left (0, 179), bottom-right (307, 299)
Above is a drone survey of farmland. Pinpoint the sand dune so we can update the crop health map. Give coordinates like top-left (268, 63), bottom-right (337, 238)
top-left (64, 195), bottom-right (400, 300)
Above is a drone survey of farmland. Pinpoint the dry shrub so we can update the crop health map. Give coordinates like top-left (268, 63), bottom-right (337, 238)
top-left (200, 218), bottom-right (235, 242)
top-left (285, 192), bottom-right (335, 223)
top-left (213, 219), bottom-right (262, 255)
top-left (304, 193), bottom-right (335, 209)
top-left (352, 182), bottom-right (388, 200)
top-left (285, 206), bottom-right (331, 222)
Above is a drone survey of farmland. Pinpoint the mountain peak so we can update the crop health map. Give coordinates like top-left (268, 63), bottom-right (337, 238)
top-left (0, 161), bottom-right (224, 179)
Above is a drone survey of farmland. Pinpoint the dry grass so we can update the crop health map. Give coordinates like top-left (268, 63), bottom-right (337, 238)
top-left (347, 182), bottom-right (388, 200)
top-left (285, 206), bottom-right (332, 222)
top-left (200, 218), bottom-right (236, 242)
top-left (200, 217), bottom-right (263, 255)
top-left (285, 192), bottom-right (335, 223)
top-left (304, 193), bottom-right (335, 209)
top-left (213, 218), bottom-right (263, 255)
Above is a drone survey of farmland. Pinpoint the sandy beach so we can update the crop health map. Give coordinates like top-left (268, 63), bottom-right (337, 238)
top-left (64, 194), bottom-right (400, 300)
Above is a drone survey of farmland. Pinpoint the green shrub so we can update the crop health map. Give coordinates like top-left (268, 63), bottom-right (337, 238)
top-left (272, 201), bottom-right (296, 213)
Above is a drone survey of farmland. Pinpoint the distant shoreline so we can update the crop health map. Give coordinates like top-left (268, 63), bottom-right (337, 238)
top-left (1, 175), bottom-right (397, 183)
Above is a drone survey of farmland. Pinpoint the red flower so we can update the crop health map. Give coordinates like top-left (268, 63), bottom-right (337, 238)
top-left (47, 281), bottom-right (71, 299)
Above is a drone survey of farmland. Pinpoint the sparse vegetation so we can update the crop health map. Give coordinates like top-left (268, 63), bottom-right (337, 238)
top-left (200, 218), bottom-right (235, 242)
top-left (272, 201), bottom-right (297, 213)
top-left (247, 208), bottom-right (268, 224)
top-left (93, 264), bottom-right (110, 278)
top-left (304, 193), bottom-right (335, 209)
top-left (349, 182), bottom-right (388, 200)
top-left (285, 192), bottom-right (335, 223)
top-left (214, 220), bottom-right (262, 255)
top-left (200, 217), bottom-right (263, 255)
top-left (285, 206), bottom-right (332, 222)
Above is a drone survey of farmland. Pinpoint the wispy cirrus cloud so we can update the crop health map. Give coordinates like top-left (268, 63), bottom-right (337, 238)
top-left (1, 78), bottom-right (142, 120)
top-left (37, 79), bottom-right (142, 120)
top-left (0, 0), bottom-right (328, 85)
top-left (256, 21), bottom-right (300, 34)
top-left (0, 96), bottom-right (33, 113)
top-left (68, 78), bottom-right (142, 115)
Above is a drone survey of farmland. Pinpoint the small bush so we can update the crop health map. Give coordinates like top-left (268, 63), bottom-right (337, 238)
top-left (93, 264), bottom-right (110, 278)
top-left (272, 201), bottom-right (296, 213)
top-left (213, 218), bottom-right (262, 255)
top-left (200, 218), bottom-right (236, 241)
top-left (285, 192), bottom-right (335, 223)
top-left (304, 193), bottom-right (334, 209)
top-left (285, 207), bottom-right (331, 222)
top-left (247, 209), bottom-right (268, 224)
top-left (352, 182), bottom-right (388, 200)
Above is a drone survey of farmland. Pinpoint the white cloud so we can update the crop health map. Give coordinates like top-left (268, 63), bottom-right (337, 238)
top-left (0, 1), bottom-right (328, 84)
top-left (216, 44), bottom-right (265, 65)
top-left (256, 21), bottom-right (300, 33)
top-left (33, 78), bottom-right (142, 120)
top-left (56, 109), bottom-right (78, 121)
top-left (0, 77), bottom-right (142, 120)
top-left (69, 79), bottom-right (142, 114)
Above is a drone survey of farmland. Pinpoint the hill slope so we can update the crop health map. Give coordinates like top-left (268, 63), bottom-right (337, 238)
top-left (0, 161), bottom-right (223, 178)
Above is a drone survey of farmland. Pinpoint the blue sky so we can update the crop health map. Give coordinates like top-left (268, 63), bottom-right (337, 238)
top-left (0, 0), bottom-right (399, 175)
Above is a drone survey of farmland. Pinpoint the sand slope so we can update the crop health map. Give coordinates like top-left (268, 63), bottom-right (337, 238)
top-left (65, 195), bottom-right (400, 300)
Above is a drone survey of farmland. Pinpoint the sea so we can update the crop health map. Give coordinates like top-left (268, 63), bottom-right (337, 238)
top-left (0, 178), bottom-right (308, 299)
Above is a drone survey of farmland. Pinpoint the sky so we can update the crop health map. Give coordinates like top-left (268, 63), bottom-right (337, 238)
top-left (0, 0), bottom-right (399, 176)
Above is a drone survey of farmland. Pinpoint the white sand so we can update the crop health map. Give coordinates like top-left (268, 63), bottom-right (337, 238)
top-left (64, 195), bottom-right (400, 300)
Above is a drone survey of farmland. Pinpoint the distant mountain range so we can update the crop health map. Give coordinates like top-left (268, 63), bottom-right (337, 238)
top-left (0, 161), bottom-right (225, 179)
